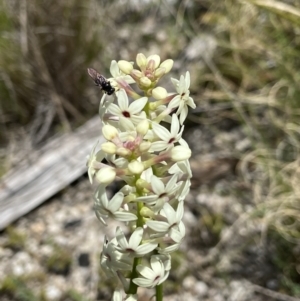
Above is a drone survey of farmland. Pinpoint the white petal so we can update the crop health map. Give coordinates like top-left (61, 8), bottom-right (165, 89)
top-left (162, 203), bottom-right (176, 223)
top-left (179, 106), bottom-right (188, 125)
top-left (129, 227), bottom-right (143, 248)
top-left (165, 174), bottom-right (178, 192)
top-left (119, 116), bottom-right (135, 131)
top-left (150, 257), bottom-right (163, 273)
top-left (135, 195), bottom-right (158, 204)
top-left (110, 60), bottom-right (119, 77)
top-left (111, 290), bottom-right (122, 301)
top-left (116, 227), bottom-right (128, 249)
top-left (113, 211), bottom-right (137, 222)
top-left (171, 77), bottom-right (179, 88)
top-left (187, 96), bottom-right (196, 108)
top-left (108, 192), bottom-right (124, 212)
top-left (185, 71), bottom-right (190, 89)
top-left (170, 114), bottom-right (180, 136)
top-left (117, 89), bottom-right (129, 111)
top-left (178, 75), bottom-right (186, 95)
top-left (108, 103), bottom-right (122, 116)
top-left (175, 201), bottom-right (184, 221)
top-left (129, 97), bottom-right (148, 114)
top-left (152, 122), bottom-right (170, 141)
top-left (136, 242), bottom-right (158, 255)
top-left (149, 141), bottom-right (168, 152)
top-left (132, 277), bottom-right (153, 288)
top-left (168, 95), bottom-right (181, 109)
top-left (136, 265), bottom-right (155, 279)
top-left (146, 220), bottom-right (169, 232)
top-left (151, 175), bottom-right (165, 195)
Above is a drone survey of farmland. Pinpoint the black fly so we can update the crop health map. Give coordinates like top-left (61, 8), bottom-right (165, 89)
top-left (87, 68), bottom-right (115, 95)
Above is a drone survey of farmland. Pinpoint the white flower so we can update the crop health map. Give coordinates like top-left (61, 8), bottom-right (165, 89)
top-left (146, 202), bottom-right (184, 234)
top-left (86, 141), bottom-right (105, 184)
top-left (100, 237), bottom-right (132, 276)
top-left (136, 174), bottom-right (179, 212)
top-left (169, 71), bottom-right (196, 124)
top-left (109, 60), bottom-right (135, 89)
top-left (108, 89), bottom-right (148, 130)
top-left (94, 186), bottom-right (137, 225)
top-left (158, 222), bottom-right (186, 254)
top-left (150, 114), bottom-right (184, 152)
top-left (111, 290), bottom-right (137, 301)
top-left (133, 256), bottom-right (170, 288)
top-left (115, 227), bottom-right (157, 257)
top-left (169, 159), bottom-right (192, 201)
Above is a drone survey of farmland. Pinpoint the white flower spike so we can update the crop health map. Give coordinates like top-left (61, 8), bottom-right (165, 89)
top-left (87, 54), bottom-right (195, 300)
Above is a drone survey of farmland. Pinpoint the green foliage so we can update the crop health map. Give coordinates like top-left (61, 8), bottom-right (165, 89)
top-left (45, 245), bottom-right (72, 275)
top-left (64, 289), bottom-right (91, 301)
top-left (269, 230), bottom-right (300, 296)
top-left (4, 227), bottom-right (27, 251)
top-left (0, 275), bottom-right (38, 301)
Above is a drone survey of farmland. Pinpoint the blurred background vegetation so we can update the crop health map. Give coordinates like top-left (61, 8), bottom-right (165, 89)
top-left (1, 0), bottom-right (300, 300)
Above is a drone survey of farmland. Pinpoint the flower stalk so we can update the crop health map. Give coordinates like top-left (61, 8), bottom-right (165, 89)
top-left (87, 53), bottom-right (196, 301)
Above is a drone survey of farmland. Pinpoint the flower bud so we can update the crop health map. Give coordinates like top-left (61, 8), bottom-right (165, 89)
top-left (152, 87), bottom-right (167, 100)
top-left (160, 59), bottom-right (174, 74)
top-left (118, 60), bottom-right (133, 74)
top-left (95, 167), bottom-right (116, 184)
top-left (116, 147), bottom-right (132, 157)
top-left (136, 53), bottom-right (147, 69)
top-left (136, 119), bottom-right (149, 136)
top-left (146, 54), bottom-right (160, 68)
top-left (130, 69), bottom-right (143, 81)
top-left (171, 146), bottom-right (192, 161)
top-left (101, 142), bottom-right (117, 154)
top-left (102, 124), bottom-right (118, 141)
top-left (136, 178), bottom-right (150, 190)
top-left (128, 160), bottom-right (144, 174)
top-left (139, 76), bottom-right (152, 88)
top-left (139, 141), bottom-right (151, 153)
top-left (140, 206), bottom-right (155, 218)
top-left (154, 67), bottom-right (166, 79)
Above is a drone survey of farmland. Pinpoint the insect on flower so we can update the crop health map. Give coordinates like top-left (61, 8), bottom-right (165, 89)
top-left (87, 68), bottom-right (115, 95)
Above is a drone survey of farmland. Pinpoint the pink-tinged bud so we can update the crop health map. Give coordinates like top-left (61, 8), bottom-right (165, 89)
top-left (146, 59), bottom-right (156, 72)
top-left (139, 76), bottom-right (152, 88)
top-left (139, 141), bottom-right (151, 153)
top-left (101, 142), bottom-right (117, 154)
top-left (160, 59), bottom-right (173, 73)
top-left (116, 147), bottom-right (132, 157)
top-left (130, 69), bottom-right (143, 81)
top-left (171, 146), bottom-right (192, 161)
top-left (136, 119), bottom-right (149, 135)
top-left (136, 53), bottom-right (147, 69)
top-left (152, 87), bottom-right (167, 100)
top-left (128, 160), bottom-right (144, 174)
top-left (118, 60), bottom-right (133, 74)
top-left (95, 167), bottom-right (116, 184)
top-left (146, 54), bottom-right (160, 68)
top-left (102, 124), bottom-right (118, 141)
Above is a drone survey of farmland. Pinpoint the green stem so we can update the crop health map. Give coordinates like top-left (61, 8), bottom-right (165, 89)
top-left (156, 283), bottom-right (163, 301)
top-left (127, 177), bottom-right (144, 294)
top-left (127, 257), bottom-right (141, 294)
